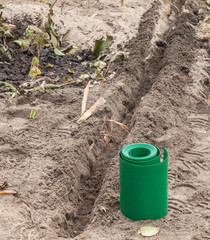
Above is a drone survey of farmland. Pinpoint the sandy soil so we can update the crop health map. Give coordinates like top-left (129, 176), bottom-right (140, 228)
top-left (1, 0), bottom-right (155, 50)
top-left (0, 0), bottom-right (209, 239)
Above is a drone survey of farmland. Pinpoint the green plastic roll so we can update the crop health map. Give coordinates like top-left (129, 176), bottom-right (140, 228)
top-left (119, 143), bottom-right (168, 221)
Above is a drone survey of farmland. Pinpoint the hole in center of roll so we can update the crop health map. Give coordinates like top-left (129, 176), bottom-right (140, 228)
top-left (129, 147), bottom-right (150, 158)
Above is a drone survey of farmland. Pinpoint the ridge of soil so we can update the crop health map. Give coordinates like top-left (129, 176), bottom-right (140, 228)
top-left (0, 0), bottom-right (209, 239)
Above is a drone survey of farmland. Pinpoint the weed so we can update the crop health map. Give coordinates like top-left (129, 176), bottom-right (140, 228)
top-left (92, 35), bottom-right (113, 58)
top-left (0, 4), bottom-right (4, 26)
top-left (14, 26), bottom-right (50, 78)
top-left (0, 81), bottom-right (19, 98)
top-left (29, 56), bottom-right (41, 78)
top-left (41, 0), bottom-right (61, 48)
top-left (14, 0), bottom-right (61, 78)
top-left (0, 4), bottom-right (14, 60)
top-left (30, 110), bottom-right (36, 119)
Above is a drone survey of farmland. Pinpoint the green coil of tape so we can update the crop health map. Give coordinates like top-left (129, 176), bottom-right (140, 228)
top-left (119, 143), bottom-right (168, 221)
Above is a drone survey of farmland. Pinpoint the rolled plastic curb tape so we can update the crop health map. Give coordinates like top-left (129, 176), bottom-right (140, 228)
top-left (119, 143), bottom-right (168, 221)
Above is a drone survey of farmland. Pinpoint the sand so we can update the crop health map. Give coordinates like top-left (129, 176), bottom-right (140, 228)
top-left (0, 0), bottom-right (209, 239)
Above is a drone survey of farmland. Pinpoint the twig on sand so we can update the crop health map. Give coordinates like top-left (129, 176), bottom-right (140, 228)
top-left (19, 197), bottom-right (35, 224)
top-left (0, 181), bottom-right (8, 190)
top-left (89, 141), bottom-right (95, 151)
top-left (0, 190), bottom-right (18, 195)
top-left (19, 76), bottom-right (60, 88)
top-left (104, 119), bottom-right (129, 132)
top-left (100, 131), bottom-right (115, 149)
top-left (104, 57), bottom-right (112, 77)
top-left (25, 205), bottom-right (35, 224)
top-left (77, 97), bottom-right (106, 124)
top-left (81, 80), bottom-right (91, 115)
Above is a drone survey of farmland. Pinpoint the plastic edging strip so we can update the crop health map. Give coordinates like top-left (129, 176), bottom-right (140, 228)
top-left (119, 143), bottom-right (168, 221)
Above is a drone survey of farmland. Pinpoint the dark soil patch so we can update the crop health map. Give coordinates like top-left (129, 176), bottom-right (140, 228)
top-left (0, 42), bottom-right (97, 87)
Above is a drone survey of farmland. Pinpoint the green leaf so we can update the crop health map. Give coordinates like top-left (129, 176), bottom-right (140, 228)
top-left (0, 81), bottom-right (19, 97)
top-left (92, 35), bottom-right (113, 57)
top-left (29, 57), bottom-right (41, 78)
top-left (63, 76), bottom-right (73, 81)
top-left (24, 27), bottom-right (33, 37)
top-left (50, 32), bottom-right (58, 48)
top-left (0, 26), bottom-right (5, 32)
top-left (44, 84), bottom-right (61, 89)
top-left (49, 26), bottom-right (59, 37)
top-left (0, 44), bottom-right (12, 60)
top-left (29, 66), bottom-right (41, 78)
top-left (45, 63), bottom-right (53, 68)
top-left (13, 40), bottom-right (22, 47)
top-left (138, 226), bottom-right (160, 237)
top-left (79, 74), bottom-right (90, 80)
top-left (0, 4), bottom-right (4, 10)
top-left (0, 81), bottom-right (11, 86)
top-left (16, 26), bottom-right (50, 51)
top-left (54, 48), bottom-right (65, 56)
top-left (77, 55), bottom-right (82, 61)
top-left (14, 39), bottom-right (31, 49)
top-left (4, 30), bottom-right (14, 38)
top-left (30, 110), bottom-right (36, 119)
top-left (32, 57), bottom-right (39, 66)
top-left (93, 60), bottom-right (107, 69)
top-left (60, 45), bottom-right (79, 55)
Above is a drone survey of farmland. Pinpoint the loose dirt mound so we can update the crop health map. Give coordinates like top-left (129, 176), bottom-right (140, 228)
top-left (0, 0), bottom-right (209, 240)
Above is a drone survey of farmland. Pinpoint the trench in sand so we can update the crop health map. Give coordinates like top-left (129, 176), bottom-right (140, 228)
top-left (66, 0), bottom-right (203, 237)
top-left (0, 0), bottom-right (209, 239)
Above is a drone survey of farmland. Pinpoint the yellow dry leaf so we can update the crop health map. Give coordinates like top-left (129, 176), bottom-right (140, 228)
top-left (89, 141), bottom-right (95, 151)
top-left (77, 97), bottom-right (106, 124)
top-left (68, 69), bottom-right (75, 74)
top-left (2, 23), bottom-right (16, 31)
top-left (204, 28), bottom-right (210, 33)
top-left (99, 206), bottom-right (107, 213)
top-left (100, 131), bottom-right (115, 139)
top-left (104, 119), bottom-right (129, 132)
top-left (77, 55), bottom-right (82, 61)
top-left (81, 81), bottom-right (91, 115)
top-left (183, 8), bottom-right (190, 13)
top-left (46, 63), bottom-right (53, 68)
top-left (138, 226), bottom-right (159, 237)
top-left (34, 67), bottom-right (41, 74)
